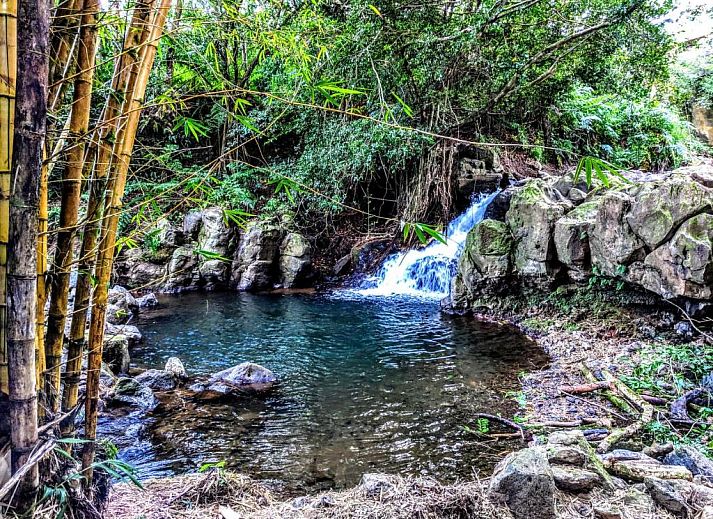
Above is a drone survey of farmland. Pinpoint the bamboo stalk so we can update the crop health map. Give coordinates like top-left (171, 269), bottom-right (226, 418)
top-left (82, 0), bottom-right (172, 483)
top-left (47, 0), bottom-right (83, 110)
top-left (61, 0), bottom-right (157, 428)
top-left (0, 0), bottom-right (17, 396)
top-left (44, 0), bottom-right (99, 415)
top-left (8, 0), bottom-right (49, 496)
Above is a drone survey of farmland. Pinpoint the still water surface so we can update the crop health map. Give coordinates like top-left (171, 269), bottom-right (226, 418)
top-left (101, 292), bottom-right (547, 491)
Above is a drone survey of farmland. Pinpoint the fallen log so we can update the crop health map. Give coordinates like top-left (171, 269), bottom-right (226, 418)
top-left (559, 381), bottom-right (612, 394)
top-left (580, 364), bottom-right (636, 416)
top-left (596, 370), bottom-right (654, 453)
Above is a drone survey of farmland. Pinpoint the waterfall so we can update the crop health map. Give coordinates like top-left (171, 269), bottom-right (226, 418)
top-left (355, 191), bottom-right (499, 299)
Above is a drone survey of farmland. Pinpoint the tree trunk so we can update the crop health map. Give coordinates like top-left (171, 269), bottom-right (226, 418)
top-left (82, 0), bottom-right (171, 482)
top-left (44, 0), bottom-right (99, 415)
top-left (8, 0), bottom-right (49, 496)
top-left (0, 0), bottom-right (17, 396)
top-left (61, 0), bottom-right (157, 427)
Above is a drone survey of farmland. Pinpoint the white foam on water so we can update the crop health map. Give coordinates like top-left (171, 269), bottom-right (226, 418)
top-left (351, 191), bottom-right (499, 299)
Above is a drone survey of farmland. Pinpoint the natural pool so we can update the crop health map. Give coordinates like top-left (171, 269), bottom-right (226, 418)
top-left (101, 291), bottom-right (547, 492)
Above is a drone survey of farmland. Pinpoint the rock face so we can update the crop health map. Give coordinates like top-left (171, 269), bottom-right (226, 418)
top-left (231, 223), bottom-right (283, 291)
top-left (506, 180), bottom-right (571, 278)
top-left (451, 169), bottom-right (713, 311)
top-left (489, 446), bottom-right (556, 519)
top-left (113, 207), bottom-right (315, 293)
top-left (451, 219), bottom-right (512, 307)
top-left (279, 233), bottom-right (312, 288)
top-left (190, 362), bottom-right (277, 395)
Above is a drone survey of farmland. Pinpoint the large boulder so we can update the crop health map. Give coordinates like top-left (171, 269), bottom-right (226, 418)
top-left (451, 219), bottom-right (512, 309)
top-left (114, 248), bottom-right (167, 289)
top-left (626, 173), bottom-right (712, 249)
top-left (103, 334), bottom-right (130, 374)
top-left (183, 211), bottom-right (203, 241)
top-left (108, 286), bottom-right (138, 316)
top-left (589, 190), bottom-right (646, 277)
top-left (190, 362), bottom-right (277, 395)
top-left (506, 180), bottom-right (571, 279)
top-left (279, 233), bottom-right (312, 288)
top-left (197, 207), bottom-right (236, 289)
top-left (164, 245), bottom-right (199, 293)
top-left (154, 217), bottom-right (185, 249)
top-left (554, 201), bottom-right (598, 281)
top-left (231, 222), bottom-right (284, 291)
top-left (628, 213), bottom-right (713, 300)
top-left (489, 446), bottom-right (556, 519)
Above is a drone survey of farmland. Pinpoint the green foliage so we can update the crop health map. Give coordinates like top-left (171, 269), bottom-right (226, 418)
top-left (552, 85), bottom-right (700, 171)
top-left (622, 341), bottom-right (713, 397)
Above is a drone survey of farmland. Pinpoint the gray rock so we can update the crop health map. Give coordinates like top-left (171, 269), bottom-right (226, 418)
top-left (589, 191), bottom-right (646, 277)
top-left (231, 222), bottom-right (284, 291)
top-left (191, 362), bottom-right (277, 394)
top-left (506, 180), bottom-right (571, 278)
top-left (135, 369), bottom-right (177, 391)
top-left (554, 201), bottom-right (598, 281)
top-left (197, 207), bottom-right (236, 289)
top-left (552, 466), bottom-right (600, 492)
top-left (164, 357), bottom-right (187, 380)
top-left (643, 477), bottom-right (713, 514)
top-left (165, 246), bottom-right (199, 292)
top-left (547, 445), bottom-right (586, 466)
top-left (450, 219), bottom-right (512, 309)
top-left (663, 445), bottom-right (713, 479)
top-left (114, 248), bottom-right (168, 289)
top-left (626, 172), bottom-right (712, 249)
top-left (108, 378), bottom-right (156, 409)
top-left (628, 213), bottom-right (713, 300)
top-left (108, 286), bottom-right (138, 315)
top-left (136, 293), bottom-right (159, 309)
top-left (154, 217), bottom-right (184, 248)
top-left (547, 430), bottom-right (585, 446)
top-left (105, 323), bottom-right (142, 346)
top-left (359, 473), bottom-right (397, 497)
top-left (103, 335), bottom-right (130, 374)
top-left (489, 446), bottom-right (556, 519)
top-left (183, 211), bottom-right (203, 241)
top-left (279, 233), bottom-right (312, 288)
top-left (568, 187), bottom-right (587, 203)
top-left (599, 449), bottom-right (660, 469)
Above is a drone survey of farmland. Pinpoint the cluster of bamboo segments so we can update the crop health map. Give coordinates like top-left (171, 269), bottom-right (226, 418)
top-left (62, 0), bottom-right (159, 426)
top-left (81, 0), bottom-right (172, 482)
top-left (44, 0), bottom-right (99, 415)
top-left (0, 0), bottom-right (16, 397)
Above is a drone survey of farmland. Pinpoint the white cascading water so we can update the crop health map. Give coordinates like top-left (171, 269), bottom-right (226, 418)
top-left (355, 191), bottom-right (500, 299)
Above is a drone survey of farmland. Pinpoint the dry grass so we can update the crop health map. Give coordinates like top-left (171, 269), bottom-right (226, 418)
top-left (104, 470), bottom-right (679, 519)
top-left (105, 470), bottom-right (510, 519)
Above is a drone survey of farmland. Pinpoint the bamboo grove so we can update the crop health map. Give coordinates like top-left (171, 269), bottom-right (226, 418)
top-left (0, 0), bottom-right (173, 509)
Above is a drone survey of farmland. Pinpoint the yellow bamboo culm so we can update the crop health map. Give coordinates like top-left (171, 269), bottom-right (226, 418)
top-left (62, 0), bottom-right (157, 428)
top-left (44, 0), bottom-right (99, 414)
top-left (0, 0), bottom-right (17, 396)
top-left (82, 0), bottom-right (172, 482)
